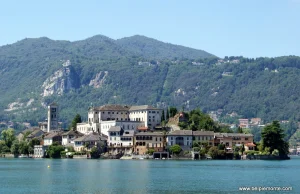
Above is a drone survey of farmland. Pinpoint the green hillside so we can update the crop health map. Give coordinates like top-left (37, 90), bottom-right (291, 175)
top-left (0, 35), bottom-right (299, 135)
top-left (116, 35), bottom-right (214, 60)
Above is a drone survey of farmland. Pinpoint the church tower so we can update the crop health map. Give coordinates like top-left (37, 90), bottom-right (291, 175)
top-left (47, 102), bottom-right (59, 132)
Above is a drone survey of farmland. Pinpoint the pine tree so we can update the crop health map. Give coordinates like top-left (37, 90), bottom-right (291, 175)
top-left (71, 114), bottom-right (82, 131)
top-left (161, 109), bottom-right (165, 122)
top-left (166, 108), bottom-right (170, 121)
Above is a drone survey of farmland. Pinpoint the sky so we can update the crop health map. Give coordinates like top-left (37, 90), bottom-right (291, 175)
top-left (1, 0), bottom-right (300, 58)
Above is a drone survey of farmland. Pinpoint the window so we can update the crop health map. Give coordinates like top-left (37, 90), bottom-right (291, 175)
top-left (153, 116), bottom-right (155, 118)
top-left (149, 119), bottom-right (151, 122)
top-left (112, 112), bottom-right (114, 114)
top-left (117, 112), bottom-right (119, 114)
top-left (171, 137), bottom-right (173, 140)
top-left (108, 112), bottom-right (110, 114)
top-left (245, 138), bottom-right (248, 140)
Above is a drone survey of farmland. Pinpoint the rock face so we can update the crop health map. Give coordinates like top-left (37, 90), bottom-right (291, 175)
top-left (89, 71), bottom-right (108, 88)
top-left (42, 60), bottom-right (79, 97)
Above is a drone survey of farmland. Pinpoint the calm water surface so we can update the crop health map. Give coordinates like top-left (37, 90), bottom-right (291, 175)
top-left (1, 157), bottom-right (300, 194)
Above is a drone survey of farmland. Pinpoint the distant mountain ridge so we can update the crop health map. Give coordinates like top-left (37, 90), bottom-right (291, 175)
top-left (116, 35), bottom-right (214, 59)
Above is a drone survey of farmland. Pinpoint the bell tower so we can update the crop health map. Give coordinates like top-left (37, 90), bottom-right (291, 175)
top-left (47, 102), bottom-right (59, 132)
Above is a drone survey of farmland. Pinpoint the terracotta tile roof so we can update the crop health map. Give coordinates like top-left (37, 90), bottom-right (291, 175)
top-left (137, 126), bottom-right (148, 131)
top-left (245, 142), bottom-right (256, 147)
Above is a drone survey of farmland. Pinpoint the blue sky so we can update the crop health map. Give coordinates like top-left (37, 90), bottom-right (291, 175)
top-left (1, 0), bottom-right (299, 58)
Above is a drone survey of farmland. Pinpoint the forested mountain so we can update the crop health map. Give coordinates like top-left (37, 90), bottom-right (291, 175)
top-left (0, 35), bottom-right (299, 135)
top-left (116, 35), bottom-right (213, 59)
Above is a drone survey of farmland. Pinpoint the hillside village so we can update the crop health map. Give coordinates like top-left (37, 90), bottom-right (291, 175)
top-left (2, 102), bottom-right (290, 160)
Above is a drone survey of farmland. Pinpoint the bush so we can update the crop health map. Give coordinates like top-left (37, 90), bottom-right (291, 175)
top-left (208, 147), bottom-right (219, 159)
top-left (245, 150), bottom-right (260, 155)
top-left (200, 149), bottom-right (206, 157)
top-left (218, 144), bottom-right (225, 150)
top-left (184, 150), bottom-right (190, 155)
top-left (47, 145), bottom-right (65, 158)
top-left (234, 152), bottom-right (240, 159)
top-left (60, 151), bottom-right (67, 157)
top-left (90, 147), bottom-right (100, 159)
top-left (146, 148), bottom-right (155, 155)
top-left (169, 144), bottom-right (182, 155)
top-left (272, 149), bottom-right (279, 156)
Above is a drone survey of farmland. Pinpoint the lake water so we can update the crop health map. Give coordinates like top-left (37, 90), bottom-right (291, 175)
top-left (1, 157), bottom-right (300, 194)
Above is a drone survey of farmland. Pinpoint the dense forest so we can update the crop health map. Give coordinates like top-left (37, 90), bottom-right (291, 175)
top-left (0, 35), bottom-right (299, 139)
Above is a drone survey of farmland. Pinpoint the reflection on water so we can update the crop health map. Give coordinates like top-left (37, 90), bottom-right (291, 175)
top-left (0, 158), bottom-right (300, 194)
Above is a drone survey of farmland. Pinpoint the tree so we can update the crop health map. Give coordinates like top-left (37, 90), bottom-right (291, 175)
top-left (161, 109), bottom-right (165, 122)
top-left (71, 114), bottom-right (82, 130)
top-left (166, 109), bottom-right (170, 121)
top-left (19, 141), bottom-right (29, 155)
top-left (29, 138), bottom-right (40, 149)
top-left (218, 144), bottom-right (225, 150)
top-left (208, 146), bottom-right (219, 159)
top-left (47, 143), bottom-right (64, 158)
top-left (169, 144), bottom-right (182, 155)
top-left (261, 121), bottom-right (289, 157)
top-left (241, 144), bottom-right (245, 155)
top-left (237, 127), bottom-right (243, 133)
top-left (1, 128), bottom-right (16, 148)
top-left (0, 140), bottom-right (10, 153)
top-left (10, 140), bottom-right (20, 156)
top-left (90, 147), bottom-right (100, 159)
top-left (169, 107), bottom-right (178, 117)
top-left (146, 148), bottom-right (155, 155)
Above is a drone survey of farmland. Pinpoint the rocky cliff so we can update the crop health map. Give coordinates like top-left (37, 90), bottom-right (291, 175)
top-left (42, 60), bottom-right (79, 97)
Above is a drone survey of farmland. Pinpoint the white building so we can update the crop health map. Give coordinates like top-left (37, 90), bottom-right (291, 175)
top-left (77, 104), bottom-right (162, 136)
top-left (33, 145), bottom-right (46, 158)
top-left (73, 132), bottom-right (107, 152)
top-left (43, 132), bottom-right (62, 146)
top-left (167, 130), bottom-right (193, 151)
top-left (62, 130), bottom-right (84, 146)
top-left (107, 126), bottom-right (134, 155)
